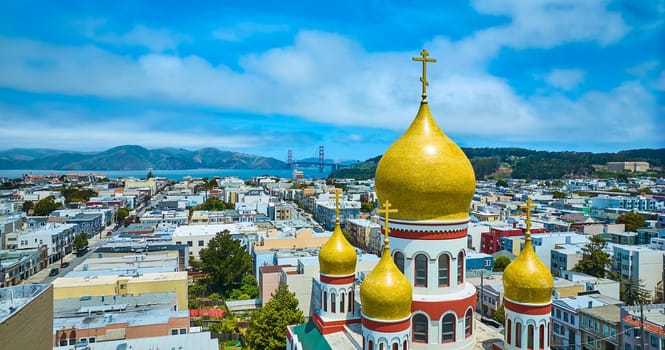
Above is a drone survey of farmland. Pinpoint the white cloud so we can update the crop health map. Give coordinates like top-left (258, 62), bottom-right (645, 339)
top-left (82, 24), bottom-right (183, 52)
top-left (543, 69), bottom-right (585, 90)
top-left (212, 22), bottom-right (289, 42)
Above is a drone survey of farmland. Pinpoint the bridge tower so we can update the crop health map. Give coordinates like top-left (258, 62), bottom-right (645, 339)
top-left (319, 145), bottom-right (325, 172)
top-left (287, 150), bottom-right (293, 169)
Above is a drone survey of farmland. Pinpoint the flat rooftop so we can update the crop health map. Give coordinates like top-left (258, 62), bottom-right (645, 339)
top-left (0, 284), bottom-right (50, 323)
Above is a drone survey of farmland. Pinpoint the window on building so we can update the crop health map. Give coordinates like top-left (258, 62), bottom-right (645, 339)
top-left (564, 312), bottom-right (569, 322)
top-left (340, 292), bottom-right (345, 313)
top-left (323, 291), bottom-right (327, 312)
top-left (180, 328), bottom-right (186, 334)
top-left (438, 254), bottom-right (450, 287)
top-left (441, 314), bottom-right (455, 342)
top-left (465, 309), bottom-right (473, 337)
top-left (394, 251), bottom-right (405, 274)
top-left (393, 343), bottom-right (398, 350)
top-left (457, 251), bottom-right (464, 284)
top-left (625, 344), bottom-right (631, 350)
top-left (413, 314), bottom-right (428, 343)
top-left (651, 336), bottom-right (658, 347)
top-left (539, 325), bottom-right (544, 350)
top-left (556, 309), bottom-right (562, 319)
top-left (198, 240), bottom-right (204, 247)
top-left (516, 323), bottom-right (522, 348)
top-left (348, 290), bottom-right (353, 312)
top-left (171, 329), bottom-right (178, 335)
top-left (187, 241), bottom-right (192, 247)
top-left (507, 319), bottom-right (512, 344)
top-left (368, 340), bottom-right (374, 350)
top-left (414, 254), bottom-right (427, 287)
top-left (528, 325), bottom-right (534, 349)
top-left (331, 293), bottom-right (336, 313)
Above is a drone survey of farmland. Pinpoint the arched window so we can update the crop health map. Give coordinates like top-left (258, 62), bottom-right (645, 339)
top-left (414, 254), bottom-right (427, 287)
top-left (412, 314), bottom-right (428, 343)
top-left (393, 342), bottom-right (398, 350)
top-left (403, 340), bottom-right (407, 350)
top-left (331, 293), bottom-right (336, 313)
top-left (394, 251), bottom-right (405, 273)
top-left (507, 319), bottom-right (512, 344)
top-left (438, 254), bottom-right (449, 287)
top-left (516, 322), bottom-right (522, 348)
top-left (457, 251), bottom-right (464, 284)
top-left (528, 324), bottom-right (534, 349)
top-left (539, 324), bottom-right (545, 350)
top-left (323, 291), bottom-right (327, 312)
top-left (441, 314), bottom-right (455, 342)
top-left (379, 343), bottom-right (384, 350)
top-left (349, 290), bottom-right (354, 312)
top-left (368, 340), bottom-right (374, 350)
top-left (340, 292), bottom-right (345, 313)
top-left (465, 309), bottom-right (473, 337)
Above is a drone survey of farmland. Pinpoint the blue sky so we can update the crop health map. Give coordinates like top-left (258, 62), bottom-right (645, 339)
top-left (0, 0), bottom-right (663, 162)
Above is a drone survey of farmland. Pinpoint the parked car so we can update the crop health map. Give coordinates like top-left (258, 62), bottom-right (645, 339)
top-left (60, 262), bottom-right (70, 268)
top-left (49, 268), bottom-right (60, 276)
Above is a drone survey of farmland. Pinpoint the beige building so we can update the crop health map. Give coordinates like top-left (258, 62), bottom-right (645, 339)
top-left (254, 228), bottom-right (330, 251)
top-left (0, 284), bottom-right (53, 350)
top-left (607, 161), bottom-right (649, 172)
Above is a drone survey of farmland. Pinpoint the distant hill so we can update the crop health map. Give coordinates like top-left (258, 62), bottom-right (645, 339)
top-left (0, 146), bottom-right (287, 170)
top-left (328, 148), bottom-right (665, 180)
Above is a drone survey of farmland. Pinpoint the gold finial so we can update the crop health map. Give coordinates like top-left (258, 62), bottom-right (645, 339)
top-left (377, 200), bottom-right (398, 245)
top-left (412, 49), bottom-right (437, 102)
top-left (332, 190), bottom-right (344, 225)
top-left (519, 197), bottom-right (537, 239)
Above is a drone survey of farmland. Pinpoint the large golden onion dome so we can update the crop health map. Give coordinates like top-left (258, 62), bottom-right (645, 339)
top-left (374, 101), bottom-right (476, 221)
top-left (319, 221), bottom-right (357, 276)
top-left (360, 242), bottom-right (412, 320)
top-left (503, 238), bottom-right (554, 304)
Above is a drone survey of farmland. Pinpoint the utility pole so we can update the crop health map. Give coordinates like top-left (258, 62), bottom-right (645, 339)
top-left (479, 269), bottom-right (485, 316)
top-left (640, 303), bottom-right (645, 350)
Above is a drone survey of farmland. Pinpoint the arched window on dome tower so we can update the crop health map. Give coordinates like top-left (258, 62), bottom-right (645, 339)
top-left (403, 340), bottom-right (408, 350)
top-left (507, 319), bottom-right (512, 344)
top-left (441, 313), bottom-right (456, 342)
top-left (412, 314), bottom-right (428, 343)
top-left (348, 290), bottom-right (354, 312)
top-left (465, 309), bottom-right (473, 337)
top-left (368, 340), bottom-right (374, 350)
top-left (393, 342), bottom-right (398, 350)
top-left (323, 291), bottom-right (327, 312)
top-left (539, 324), bottom-right (545, 350)
top-left (414, 254), bottom-right (427, 287)
top-left (457, 251), bottom-right (464, 284)
top-left (340, 291), bottom-right (345, 314)
top-left (394, 251), bottom-right (405, 274)
top-left (515, 322), bottom-right (522, 348)
top-left (331, 293), bottom-right (336, 313)
top-left (528, 324), bottom-right (534, 349)
top-left (438, 254), bottom-right (449, 287)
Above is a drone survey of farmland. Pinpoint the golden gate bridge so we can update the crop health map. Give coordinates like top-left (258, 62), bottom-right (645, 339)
top-left (287, 146), bottom-right (349, 172)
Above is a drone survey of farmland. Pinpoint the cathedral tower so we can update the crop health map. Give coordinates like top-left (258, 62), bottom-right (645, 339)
top-left (502, 198), bottom-right (554, 350)
top-left (374, 49), bottom-right (477, 349)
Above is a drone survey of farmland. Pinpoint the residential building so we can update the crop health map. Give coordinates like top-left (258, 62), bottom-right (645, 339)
top-left (344, 218), bottom-right (381, 254)
top-left (621, 304), bottom-right (665, 350)
top-left (551, 295), bottom-right (622, 350)
top-left (578, 304), bottom-right (621, 350)
top-left (0, 284), bottom-right (53, 350)
top-left (612, 245), bottom-right (664, 294)
top-left (17, 223), bottom-right (76, 264)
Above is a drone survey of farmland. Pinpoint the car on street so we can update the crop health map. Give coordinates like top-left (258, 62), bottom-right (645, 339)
top-left (49, 268), bottom-right (60, 276)
top-left (60, 262), bottom-right (70, 268)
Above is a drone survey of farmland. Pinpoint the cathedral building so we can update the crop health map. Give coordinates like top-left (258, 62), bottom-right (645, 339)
top-left (286, 50), bottom-right (553, 350)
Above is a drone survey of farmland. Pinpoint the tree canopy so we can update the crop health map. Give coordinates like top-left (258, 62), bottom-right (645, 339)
top-left (621, 278), bottom-right (652, 305)
top-left (61, 186), bottom-right (98, 203)
top-left (117, 207), bottom-right (130, 222)
top-left (616, 212), bottom-right (646, 232)
top-left (493, 304), bottom-right (505, 324)
top-left (33, 195), bottom-right (61, 216)
top-left (73, 232), bottom-right (88, 251)
top-left (22, 200), bottom-right (34, 214)
top-left (246, 285), bottom-right (305, 350)
top-left (194, 197), bottom-right (228, 212)
top-left (493, 256), bottom-right (511, 272)
top-left (197, 230), bottom-right (252, 296)
top-left (572, 235), bottom-right (612, 278)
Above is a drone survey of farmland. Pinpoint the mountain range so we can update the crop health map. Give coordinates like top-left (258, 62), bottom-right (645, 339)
top-left (0, 145), bottom-right (287, 170)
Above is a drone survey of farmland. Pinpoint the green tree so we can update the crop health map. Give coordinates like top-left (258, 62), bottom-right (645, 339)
top-left (493, 303), bottom-right (505, 324)
top-left (117, 207), bottom-right (130, 222)
top-left (73, 232), bottom-right (88, 251)
top-left (246, 285), bottom-right (305, 350)
top-left (22, 200), bottom-right (34, 214)
top-left (551, 190), bottom-right (567, 199)
top-left (198, 230), bottom-right (252, 296)
top-left (146, 170), bottom-right (154, 179)
top-left (572, 235), bottom-right (612, 278)
top-left (636, 187), bottom-right (653, 194)
top-left (496, 179), bottom-right (509, 187)
top-left (33, 195), bottom-right (61, 216)
top-left (210, 317), bottom-right (238, 334)
top-left (493, 256), bottom-right (511, 272)
top-left (188, 283), bottom-right (206, 298)
top-left (616, 212), bottom-right (646, 232)
top-left (194, 197), bottom-right (227, 211)
top-left (621, 278), bottom-right (652, 305)
top-left (360, 201), bottom-right (375, 213)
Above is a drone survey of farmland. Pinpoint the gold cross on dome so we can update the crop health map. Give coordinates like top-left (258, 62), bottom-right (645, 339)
top-left (377, 200), bottom-right (398, 243)
top-left (331, 190), bottom-right (344, 224)
top-left (519, 197), bottom-right (537, 236)
top-left (412, 49), bottom-right (437, 101)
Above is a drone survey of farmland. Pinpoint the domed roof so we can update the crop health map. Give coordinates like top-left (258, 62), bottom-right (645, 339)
top-left (319, 222), bottom-right (357, 276)
top-left (360, 239), bottom-right (412, 320)
top-left (374, 101), bottom-right (475, 221)
top-left (503, 237), bottom-right (554, 304)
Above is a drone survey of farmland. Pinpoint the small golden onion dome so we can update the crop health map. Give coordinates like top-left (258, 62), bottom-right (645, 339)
top-left (375, 102), bottom-right (475, 221)
top-left (319, 223), bottom-right (357, 276)
top-left (360, 245), bottom-right (412, 320)
top-left (503, 238), bottom-right (554, 304)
